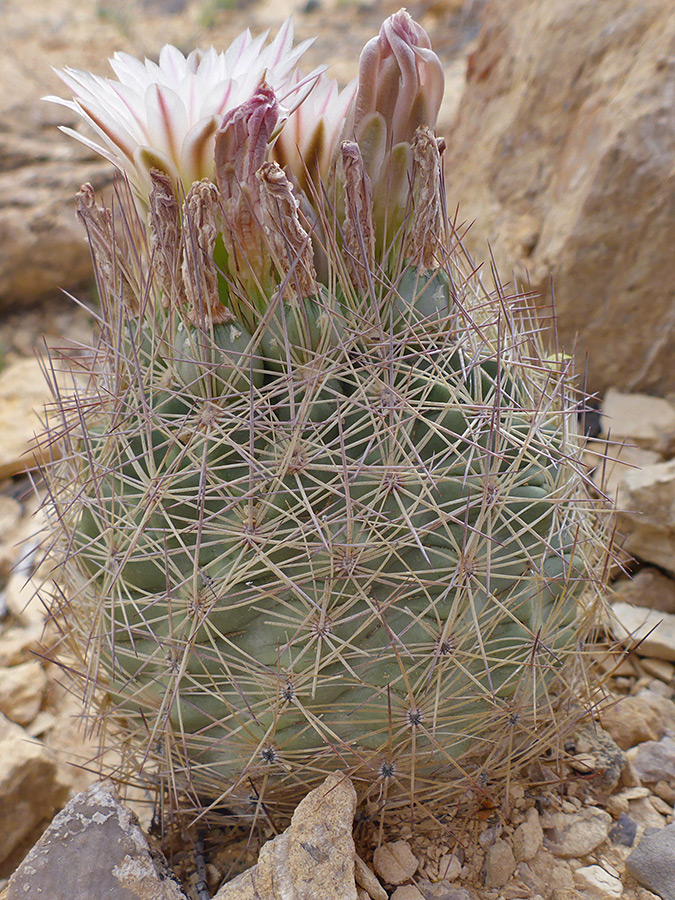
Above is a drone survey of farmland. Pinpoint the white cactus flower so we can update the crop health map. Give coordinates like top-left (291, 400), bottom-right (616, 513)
top-left (271, 72), bottom-right (358, 192)
top-left (45, 19), bottom-right (320, 197)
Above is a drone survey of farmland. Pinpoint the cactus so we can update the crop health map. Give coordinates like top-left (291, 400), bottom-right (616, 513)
top-left (43, 13), bottom-right (609, 826)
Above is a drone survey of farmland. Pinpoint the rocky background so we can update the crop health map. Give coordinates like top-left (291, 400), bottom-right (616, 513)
top-left (1, 0), bottom-right (675, 898)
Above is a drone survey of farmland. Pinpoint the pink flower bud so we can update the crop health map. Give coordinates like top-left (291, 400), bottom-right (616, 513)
top-left (354, 9), bottom-right (444, 148)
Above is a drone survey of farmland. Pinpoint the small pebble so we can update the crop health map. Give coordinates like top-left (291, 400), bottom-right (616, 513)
top-left (372, 841), bottom-right (418, 885)
top-left (609, 812), bottom-right (637, 847)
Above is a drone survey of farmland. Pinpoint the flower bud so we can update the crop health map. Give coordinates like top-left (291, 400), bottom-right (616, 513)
top-left (354, 9), bottom-right (444, 150)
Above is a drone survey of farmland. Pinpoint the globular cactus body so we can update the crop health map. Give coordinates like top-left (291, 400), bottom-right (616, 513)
top-left (44, 13), bottom-right (608, 824)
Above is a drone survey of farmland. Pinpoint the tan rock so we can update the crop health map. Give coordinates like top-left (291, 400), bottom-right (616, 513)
top-left (372, 841), bottom-right (418, 886)
top-left (0, 660), bottom-right (47, 726)
top-left (587, 441), bottom-right (661, 500)
top-left (601, 390), bottom-right (675, 455)
top-left (0, 357), bottom-right (61, 479)
top-left (0, 623), bottom-right (43, 667)
top-left (438, 852), bottom-right (461, 880)
top-left (612, 601), bottom-right (675, 661)
top-left (640, 658), bottom-right (675, 682)
top-left (5, 780), bottom-right (186, 900)
top-left (214, 773), bottom-right (358, 900)
top-left (543, 807), bottom-right (611, 859)
top-left (0, 712), bottom-right (68, 866)
top-left (354, 855), bottom-right (387, 900)
top-left (390, 888), bottom-right (424, 900)
top-left (600, 689), bottom-right (675, 749)
top-left (445, 0), bottom-right (675, 396)
top-left (611, 568), bottom-right (675, 616)
top-left (615, 460), bottom-right (675, 576)
top-left (513, 808), bottom-right (543, 861)
top-left (483, 838), bottom-right (516, 888)
top-left (574, 864), bottom-right (623, 899)
top-left (3, 571), bottom-right (51, 627)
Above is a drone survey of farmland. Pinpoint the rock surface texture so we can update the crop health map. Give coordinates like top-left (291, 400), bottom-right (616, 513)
top-left (0, 713), bottom-right (68, 869)
top-left (5, 781), bottom-right (186, 900)
top-left (445, 0), bottom-right (675, 396)
top-left (214, 774), bottom-right (359, 900)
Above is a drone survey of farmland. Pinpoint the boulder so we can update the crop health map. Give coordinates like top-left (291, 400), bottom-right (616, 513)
top-left (445, 0), bottom-right (675, 396)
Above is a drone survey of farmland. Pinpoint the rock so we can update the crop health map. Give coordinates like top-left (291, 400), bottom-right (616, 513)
top-left (587, 441), bottom-right (662, 500)
top-left (214, 773), bottom-right (357, 900)
top-left (0, 357), bottom-right (63, 480)
top-left (372, 841), bottom-right (418, 886)
top-left (5, 780), bottom-right (185, 899)
top-left (601, 390), bottom-right (675, 456)
top-left (2, 571), bottom-right (50, 627)
top-left (627, 823), bottom-right (675, 899)
top-left (0, 102), bottom-right (112, 313)
top-left (391, 888), bottom-right (424, 900)
top-left (629, 735), bottom-right (675, 784)
top-left (354, 855), bottom-right (387, 900)
top-left (609, 813), bottom-right (638, 848)
top-left (653, 780), bottom-right (675, 805)
top-left (628, 797), bottom-right (667, 831)
top-left (416, 883), bottom-right (473, 900)
top-left (483, 839), bottom-right (516, 888)
top-left (0, 660), bottom-right (47, 726)
top-left (513, 808), bottom-right (543, 861)
top-left (543, 807), bottom-right (612, 859)
top-left (641, 658), bottom-right (675, 682)
top-left (438, 853), bottom-right (461, 881)
top-left (574, 865), bottom-right (623, 899)
top-left (0, 712), bottom-right (68, 867)
top-left (600, 689), bottom-right (675, 749)
top-left (613, 601), bottom-right (675, 661)
top-left (0, 624), bottom-right (43, 667)
top-left (611, 568), bottom-right (675, 616)
top-left (615, 461), bottom-right (675, 577)
top-left (445, 0), bottom-right (675, 397)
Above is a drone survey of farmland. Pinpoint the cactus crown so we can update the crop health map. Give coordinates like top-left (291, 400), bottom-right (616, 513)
top-left (42, 12), bottom-right (610, 830)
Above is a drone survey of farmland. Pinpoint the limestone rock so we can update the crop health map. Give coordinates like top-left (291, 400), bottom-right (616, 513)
top-left (611, 568), bottom-right (675, 616)
top-left (0, 357), bottom-right (59, 480)
top-left (627, 823), bottom-right (675, 899)
top-left (0, 712), bottom-right (68, 867)
top-left (513, 808), bottom-right (543, 861)
top-left (415, 883), bottom-right (473, 900)
top-left (587, 441), bottom-right (661, 500)
top-left (600, 689), bottom-right (675, 749)
top-left (574, 864), bottom-right (623, 899)
top-left (214, 773), bottom-right (357, 900)
top-left (612, 601), bottom-right (675, 661)
top-left (390, 888), bottom-right (424, 900)
top-left (0, 660), bottom-right (47, 726)
top-left (615, 460), bottom-right (675, 576)
top-left (5, 780), bottom-right (185, 899)
top-left (0, 624), bottom-right (43, 667)
top-left (601, 390), bottom-right (675, 456)
top-left (629, 735), bottom-right (675, 784)
top-left (372, 841), bottom-right (419, 886)
top-left (543, 807), bottom-right (611, 859)
top-left (483, 839), bottom-right (516, 888)
top-left (0, 103), bottom-right (111, 313)
top-left (445, 0), bottom-right (675, 396)
top-left (354, 855), bottom-right (387, 900)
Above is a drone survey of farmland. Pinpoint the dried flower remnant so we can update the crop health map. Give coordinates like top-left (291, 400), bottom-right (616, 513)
top-left (45, 19), bottom-right (319, 197)
top-left (214, 84), bottom-right (279, 300)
